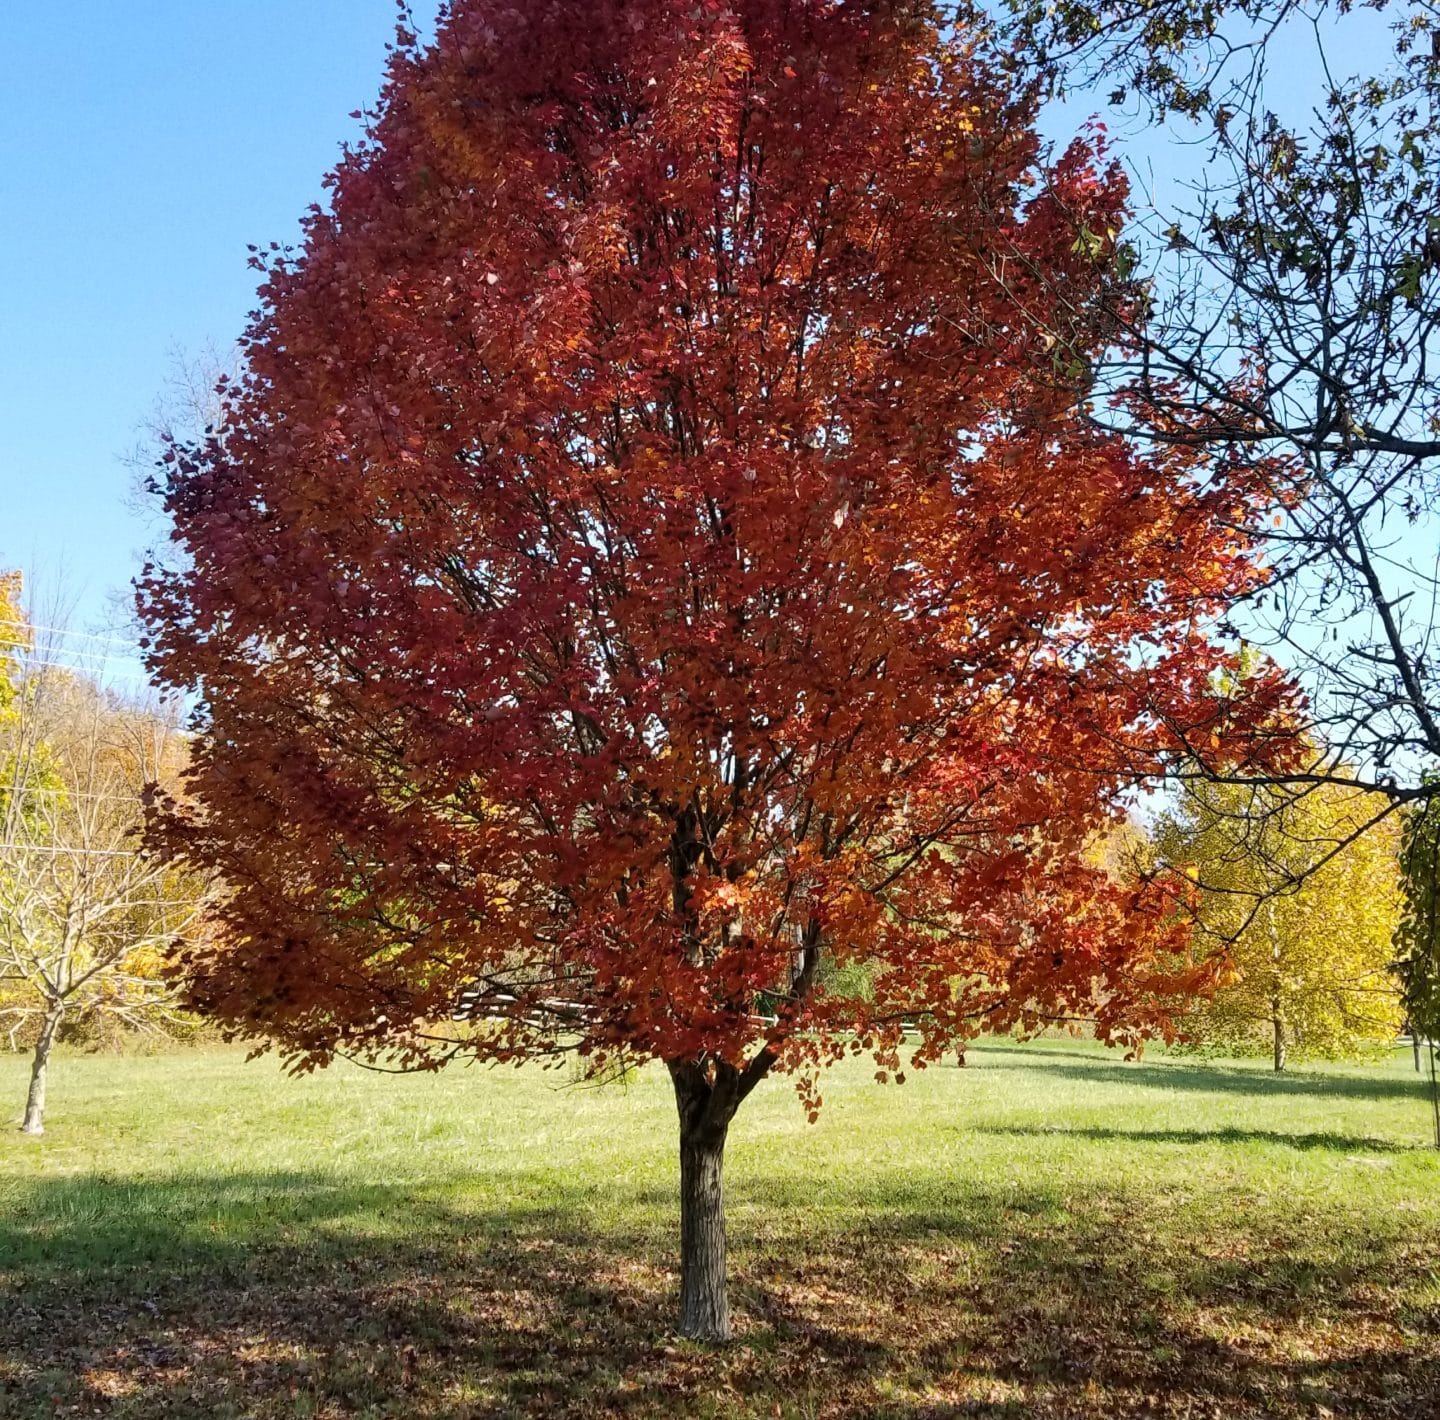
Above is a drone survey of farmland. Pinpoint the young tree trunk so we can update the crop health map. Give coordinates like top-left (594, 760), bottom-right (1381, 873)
top-left (20, 1003), bottom-right (63, 1136)
top-left (1428, 1040), bottom-right (1440, 1152)
top-left (678, 1124), bottom-right (730, 1341)
top-left (1267, 902), bottom-right (1286, 1073)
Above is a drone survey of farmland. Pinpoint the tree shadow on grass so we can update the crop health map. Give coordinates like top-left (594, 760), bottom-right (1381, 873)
top-left (971, 1123), bottom-right (1414, 1153)
top-left (0, 1170), bottom-right (685, 1419)
top-left (968, 1046), bottom-right (1432, 1103)
top-left (3, 1167), bottom-right (1440, 1418)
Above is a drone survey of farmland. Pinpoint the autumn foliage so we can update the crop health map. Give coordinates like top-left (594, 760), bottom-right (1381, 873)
top-left (141, 0), bottom-right (1296, 1337)
top-left (1, 579), bottom-right (214, 1134)
top-left (1157, 776), bottom-right (1404, 1069)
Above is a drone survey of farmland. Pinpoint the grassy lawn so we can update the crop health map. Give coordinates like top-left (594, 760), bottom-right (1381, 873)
top-left (3, 1040), bottom-right (1440, 1418)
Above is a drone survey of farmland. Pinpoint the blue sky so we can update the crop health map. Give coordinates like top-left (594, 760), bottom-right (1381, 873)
top-left (0, 0), bottom-right (419, 668)
top-left (0, 2), bottom-right (1400, 682)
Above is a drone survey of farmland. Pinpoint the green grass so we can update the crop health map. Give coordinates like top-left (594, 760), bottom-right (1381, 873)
top-left (3, 1039), bottom-right (1440, 1417)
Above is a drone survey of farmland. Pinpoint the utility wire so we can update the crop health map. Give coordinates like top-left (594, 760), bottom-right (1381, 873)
top-left (0, 645), bottom-right (150, 670)
top-left (0, 843), bottom-right (156, 858)
top-left (0, 652), bottom-right (161, 684)
top-left (0, 621), bottom-right (144, 651)
top-left (0, 788), bottom-right (150, 802)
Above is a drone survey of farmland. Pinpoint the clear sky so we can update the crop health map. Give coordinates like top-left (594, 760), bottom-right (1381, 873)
top-left (0, 1), bottom-right (428, 671)
top-left (0, 2), bottom-right (1401, 685)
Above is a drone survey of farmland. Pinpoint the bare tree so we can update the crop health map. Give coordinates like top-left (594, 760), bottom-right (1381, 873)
top-left (0, 589), bottom-right (213, 1135)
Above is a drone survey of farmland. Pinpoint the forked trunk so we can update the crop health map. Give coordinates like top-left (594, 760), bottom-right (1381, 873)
top-left (669, 1059), bottom-right (748, 1343)
top-left (20, 1004), bottom-right (63, 1136)
top-left (678, 1126), bottom-right (730, 1341)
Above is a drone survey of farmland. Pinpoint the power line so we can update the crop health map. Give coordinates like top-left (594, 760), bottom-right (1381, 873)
top-left (0, 643), bottom-right (150, 670)
top-left (1, 640), bottom-right (149, 664)
top-left (0, 843), bottom-right (149, 858)
top-left (0, 652), bottom-right (162, 685)
top-left (1, 788), bottom-right (149, 802)
top-left (0, 621), bottom-right (144, 652)
top-left (0, 901), bottom-right (213, 913)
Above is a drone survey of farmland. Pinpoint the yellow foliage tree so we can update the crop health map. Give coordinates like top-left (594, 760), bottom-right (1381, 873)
top-left (1156, 776), bottom-right (1404, 1070)
top-left (0, 572), bottom-right (30, 1037)
top-left (0, 572), bottom-right (20, 713)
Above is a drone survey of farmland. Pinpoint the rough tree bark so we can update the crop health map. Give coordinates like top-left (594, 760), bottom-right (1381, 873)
top-left (662, 922), bottom-right (817, 1340)
top-left (668, 1054), bottom-right (777, 1343)
top-left (20, 1002), bottom-right (63, 1136)
top-left (670, 1061), bottom-right (736, 1341)
top-left (678, 1120), bottom-right (730, 1340)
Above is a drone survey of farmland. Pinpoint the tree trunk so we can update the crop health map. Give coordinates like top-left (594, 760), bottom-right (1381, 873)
top-left (1428, 1039), bottom-right (1440, 1152)
top-left (1267, 901), bottom-right (1285, 1073)
top-left (668, 1058), bottom-right (754, 1343)
top-left (20, 1004), bottom-right (63, 1136)
top-left (678, 1125), bottom-right (730, 1341)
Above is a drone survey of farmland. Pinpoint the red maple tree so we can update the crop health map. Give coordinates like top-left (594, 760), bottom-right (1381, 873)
top-left (141, 0), bottom-right (1296, 1339)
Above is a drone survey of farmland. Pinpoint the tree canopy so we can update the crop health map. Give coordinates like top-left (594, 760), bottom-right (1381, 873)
top-left (1156, 775), bottom-right (1404, 1068)
top-left (141, 0), bottom-right (1298, 1338)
